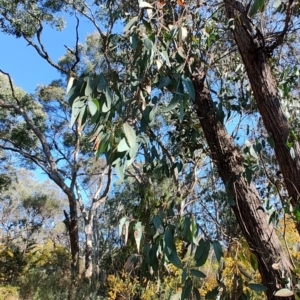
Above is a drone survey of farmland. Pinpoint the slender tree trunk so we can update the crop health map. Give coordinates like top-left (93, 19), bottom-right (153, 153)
top-left (224, 0), bottom-right (300, 233)
top-left (192, 72), bottom-right (294, 299)
top-left (69, 196), bottom-right (80, 276)
top-left (84, 211), bottom-right (95, 280)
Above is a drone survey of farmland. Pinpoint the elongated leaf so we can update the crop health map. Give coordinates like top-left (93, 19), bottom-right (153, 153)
top-left (124, 16), bottom-right (139, 32)
top-left (66, 77), bottom-right (75, 95)
top-left (164, 228), bottom-right (174, 255)
top-left (274, 288), bottom-right (294, 297)
top-left (163, 96), bottom-right (180, 112)
top-left (123, 122), bottom-right (136, 148)
top-left (70, 98), bottom-right (85, 127)
top-left (124, 220), bottom-right (130, 245)
top-left (167, 250), bottom-right (183, 269)
top-left (144, 38), bottom-right (153, 50)
top-left (182, 75), bottom-right (195, 100)
top-left (117, 138), bottom-right (130, 152)
top-left (103, 88), bottom-right (112, 112)
top-left (190, 269), bottom-right (206, 278)
top-left (196, 240), bottom-right (210, 267)
top-left (85, 77), bottom-right (93, 96)
top-left (250, 254), bottom-right (258, 271)
top-left (158, 76), bottom-right (172, 88)
top-left (149, 244), bottom-right (159, 271)
top-left (160, 51), bottom-right (171, 67)
top-left (249, 0), bottom-right (266, 16)
top-left (88, 98), bottom-right (99, 116)
top-left (119, 217), bottom-right (127, 237)
top-left (134, 222), bottom-right (143, 253)
top-left (181, 277), bottom-right (192, 300)
top-left (114, 163), bottom-right (125, 181)
top-left (248, 283), bottom-right (268, 292)
top-left (153, 216), bottom-right (164, 233)
top-left (205, 287), bottom-right (219, 299)
top-left (182, 268), bottom-right (187, 284)
top-left (212, 241), bottom-right (222, 262)
top-left (194, 239), bottom-right (205, 260)
top-left (193, 287), bottom-right (201, 300)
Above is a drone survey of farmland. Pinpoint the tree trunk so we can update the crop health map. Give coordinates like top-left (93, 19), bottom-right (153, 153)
top-left (192, 72), bottom-right (294, 299)
top-left (65, 196), bottom-right (80, 277)
top-left (224, 0), bottom-right (300, 233)
top-left (69, 197), bottom-right (80, 276)
top-left (84, 211), bottom-right (95, 280)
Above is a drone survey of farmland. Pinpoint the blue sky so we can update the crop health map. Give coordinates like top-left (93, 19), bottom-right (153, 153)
top-left (0, 15), bottom-right (94, 93)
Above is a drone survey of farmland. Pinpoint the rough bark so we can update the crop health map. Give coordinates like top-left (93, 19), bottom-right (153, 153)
top-left (68, 196), bottom-right (80, 276)
top-left (224, 0), bottom-right (300, 233)
top-left (192, 72), bottom-right (294, 299)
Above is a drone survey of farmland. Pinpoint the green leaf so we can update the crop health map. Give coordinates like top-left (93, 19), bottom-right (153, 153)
top-left (70, 98), bottom-right (85, 127)
top-left (103, 88), bottom-right (112, 112)
top-left (181, 277), bottom-right (192, 300)
top-left (124, 16), bottom-right (139, 32)
top-left (119, 217), bottom-right (127, 237)
top-left (194, 239), bottom-right (205, 260)
top-left (158, 76), bottom-right (172, 89)
top-left (114, 163), bottom-right (125, 181)
top-left (193, 287), bottom-right (201, 300)
top-left (160, 51), bottom-right (171, 67)
top-left (190, 269), bottom-right (206, 278)
top-left (66, 77), bottom-right (75, 95)
top-left (129, 142), bottom-right (139, 159)
top-left (182, 75), bottom-right (195, 101)
top-left (144, 38), bottom-right (153, 50)
top-left (250, 254), bottom-right (258, 271)
top-left (149, 244), bottom-right (159, 271)
top-left (182, 268), bottom-right (187, 284)
top-left (134, 222), bottom-right (143, 253)
top-left (212, 241), bottom-right (222, 262)
top-left (196, 240), bottom-right (210, 267)
top-left (117, 138), bottom-right (130, 152)
top-left (182, 217), bottom-right (191, 242)
top-left (85, 77), bottom-right (93, 96)
top-left (205, 287), bottom-right (219, 299)
top-left (267, 135), bottom-right (275, 148)
top-left (88, 98), bottom-right (99, 116)
top-left (249, 0), bottom-right (266, 16)
top-left (123, 122), bottom-right (136, 148)
top-left (167, 249), bottom-right (183, 269)
top-left (163, 95), bottom-right (180, 112)
top-left (153, 216), bottom-right (164, 234)
top-left (164, 228), bottom-right (174, 255)
top-left (249, 146), bottom-right (258, 159)
top-left (248, 283), bottom-right (268, 292)
top-left (179, 99), bottom-right (184, 122)
top-left (245, 167), bottom-right (253, 184)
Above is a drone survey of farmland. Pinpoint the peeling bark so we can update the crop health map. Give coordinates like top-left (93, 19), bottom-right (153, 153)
top-left (192, 73), bottom-right (294, 299)
top-left (224, 0), bottom-right (300, 233)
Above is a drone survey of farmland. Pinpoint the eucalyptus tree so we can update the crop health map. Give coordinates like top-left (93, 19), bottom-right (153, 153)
top-left (0, 72), bottom-right (114, 279)
top-left (0, 0), bottom-right (300, 298)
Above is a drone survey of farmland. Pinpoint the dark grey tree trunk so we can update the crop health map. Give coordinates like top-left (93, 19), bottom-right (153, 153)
top-left (192, 72), bottom-right (294, 299)
top-left (224, 0), bottom-right (300, 234)
top-left (68, 197), bottom-right (80, 276)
